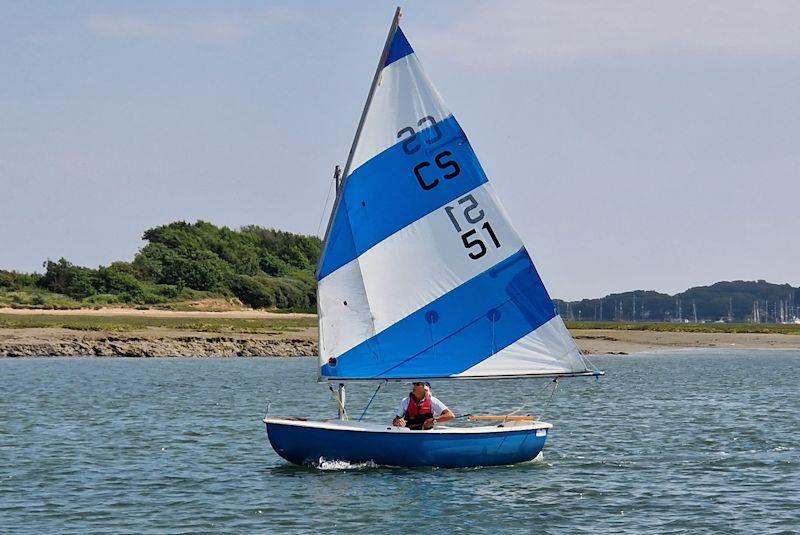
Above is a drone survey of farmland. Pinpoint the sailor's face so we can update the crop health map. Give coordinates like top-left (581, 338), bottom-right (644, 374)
top-left (412, 382), bottom-right (427, 397)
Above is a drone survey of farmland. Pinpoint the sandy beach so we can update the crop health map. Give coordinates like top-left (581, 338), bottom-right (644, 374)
top-left (0, 307), bottom-right (798, 357)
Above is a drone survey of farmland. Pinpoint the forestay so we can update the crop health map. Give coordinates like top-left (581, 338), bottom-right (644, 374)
top-left (317, 21), bottom-right (594, 381)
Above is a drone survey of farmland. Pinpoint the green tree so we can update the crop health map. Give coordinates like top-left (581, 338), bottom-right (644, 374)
top-left (39, 258), bottom-right (98, 299)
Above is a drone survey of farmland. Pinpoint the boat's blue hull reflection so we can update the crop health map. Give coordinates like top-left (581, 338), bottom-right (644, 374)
top-left (264, 418), bottom-right (549, 468)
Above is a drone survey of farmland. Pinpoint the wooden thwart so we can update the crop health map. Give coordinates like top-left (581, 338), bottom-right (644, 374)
top-left (467, 415), bottom-right (536, 422)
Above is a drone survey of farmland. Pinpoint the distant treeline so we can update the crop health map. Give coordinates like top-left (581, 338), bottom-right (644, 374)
top-left (555, 280), bottom-right (800, 324)
top-left (0, 221), bottom-right (321, 311)
top-left (3, 223), bottom-right (798, 320)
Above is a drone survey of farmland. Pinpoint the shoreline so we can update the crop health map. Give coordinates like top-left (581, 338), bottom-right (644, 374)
top-left (1, 308), bottom-right (798, 357)
top-left (1, 328), bottom-right (797, 359)
top-left (0, 306), bottom-right (315, 319)
top-left (570, 329), bottom-right (799, 355)
top-left (0, 326), bottom-right (318, 358)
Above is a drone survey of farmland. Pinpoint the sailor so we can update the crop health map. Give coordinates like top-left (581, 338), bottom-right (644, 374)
top-left (392, 382), bottom-right (455, 430)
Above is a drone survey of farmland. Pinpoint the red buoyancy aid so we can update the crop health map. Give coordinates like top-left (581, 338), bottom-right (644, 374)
top-left (404, 392), bottom-right (433, 429)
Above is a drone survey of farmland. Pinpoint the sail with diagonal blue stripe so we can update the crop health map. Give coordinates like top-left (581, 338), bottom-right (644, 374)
top-left (317, 20), bottom-right (594, 381)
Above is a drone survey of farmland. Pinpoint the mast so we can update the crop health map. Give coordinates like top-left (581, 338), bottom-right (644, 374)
top-left (315, 9), bottom-right (402, 387)
top-left (341, 7), bottom-right (402, 182)
top-left (316, 7), bottom-right (402, 262)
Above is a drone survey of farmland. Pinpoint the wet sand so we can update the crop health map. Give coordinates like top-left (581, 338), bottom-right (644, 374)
top-left (0, 324), bottom-right (318, 357)
top-left (571, 329), bottom-right (800, 355)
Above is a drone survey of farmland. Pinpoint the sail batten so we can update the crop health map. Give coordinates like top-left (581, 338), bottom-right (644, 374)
top-left (317, 21), bottom-right (593, 381)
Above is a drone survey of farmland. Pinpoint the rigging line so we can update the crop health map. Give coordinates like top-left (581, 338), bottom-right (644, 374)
top-left (536, 378), bottom-right (559, 422)
top-left (491, 314), bottom-right (496, 356)
top-left (506, 383), bottom-right (550, 416)
top-left (496, 374), bottom-right (556, 419)
top-left (570, 320), bottom-right (603, 374)
top-left (315, 172), bottom-right (336, 238)
top-left (358, 381), bottom-right (386, 421)
top-left (505, 383), bottom-right (542, 417)
top-left (501, 379), bottom-right (558, 421)
top-left (580, 351), bottom-right (603, 375)
top-left (328, 385), bottom-right (348, 420)
top-left (432, 322), bottom-right (436, 359)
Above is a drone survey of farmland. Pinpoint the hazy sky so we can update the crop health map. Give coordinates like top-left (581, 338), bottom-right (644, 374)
top-left (1, 1), bottom-right (798, 300)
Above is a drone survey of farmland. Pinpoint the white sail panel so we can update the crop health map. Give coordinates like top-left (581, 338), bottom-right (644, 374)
top-left (318, 183), bottom-right (523, 362)
top-left (349, 42), bottom-right (450, 174)
top-left (454, 316), bottom-right (583, 377)
top-left (317, 260), bottom-right (373, 364)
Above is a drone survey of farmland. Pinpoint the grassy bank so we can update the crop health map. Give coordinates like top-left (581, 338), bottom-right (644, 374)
top-left (565, 321), bottom-right (800, 335)
top-left (2, 312), bottom-right (798, 336)
top-left (0, 313), bottom-right (316, 334)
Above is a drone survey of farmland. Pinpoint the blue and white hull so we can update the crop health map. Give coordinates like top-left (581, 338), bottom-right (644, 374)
top-left (264, 418), bottom-right (551, 468)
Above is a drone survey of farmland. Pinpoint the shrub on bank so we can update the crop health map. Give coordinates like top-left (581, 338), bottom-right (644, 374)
top-left (3, 221), bottom-right (322, 312)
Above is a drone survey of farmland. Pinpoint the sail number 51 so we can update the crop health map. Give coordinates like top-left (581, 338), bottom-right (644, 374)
top-left (444, 194), bottom-right (501, 260)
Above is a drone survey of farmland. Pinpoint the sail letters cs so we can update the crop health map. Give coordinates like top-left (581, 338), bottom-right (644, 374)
top-left (397, 116), bottom-right (460, 191)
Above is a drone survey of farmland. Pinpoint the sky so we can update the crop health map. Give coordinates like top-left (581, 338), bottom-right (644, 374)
top-left (1, 1), bottom-right (798, 301)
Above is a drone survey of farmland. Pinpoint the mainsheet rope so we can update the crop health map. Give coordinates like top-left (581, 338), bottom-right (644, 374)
top-left (498, 378), bottom-right (559, 421)
top-left (450, 378), bottom-right (560, 423)
top-left (536, 378), bottom-right (560, 421)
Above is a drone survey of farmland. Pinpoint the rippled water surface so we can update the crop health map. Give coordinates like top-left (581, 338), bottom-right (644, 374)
top-left (1, 350), bottom-right (798, 533)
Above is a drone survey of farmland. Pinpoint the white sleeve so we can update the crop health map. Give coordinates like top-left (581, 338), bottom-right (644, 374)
top-left (396, 397), bottom-right (409, 418)
top-left (430, 396), bottom-right (448, 418)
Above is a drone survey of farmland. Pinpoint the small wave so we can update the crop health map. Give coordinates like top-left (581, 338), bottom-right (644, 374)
top-left (313, 457), bottom-right (379, 471)
top-left (504, 451), bottom-right (545, 466)
top-left (530, 451), bottom-right (545, 463)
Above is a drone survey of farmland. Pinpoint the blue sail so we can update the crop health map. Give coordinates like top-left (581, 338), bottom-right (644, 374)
top-left (317, 27), bottom-right (590, 380)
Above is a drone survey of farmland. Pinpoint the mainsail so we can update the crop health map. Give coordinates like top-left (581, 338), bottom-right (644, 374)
top-left (317, 15), bottom-right (594, 381)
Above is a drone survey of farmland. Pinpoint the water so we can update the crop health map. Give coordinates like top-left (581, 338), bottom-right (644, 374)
top-left (1, 350), bottom-right (798, 533)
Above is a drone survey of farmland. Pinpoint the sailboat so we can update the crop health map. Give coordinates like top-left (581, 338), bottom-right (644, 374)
top-left (264, 8), bottom-right (602, 469)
